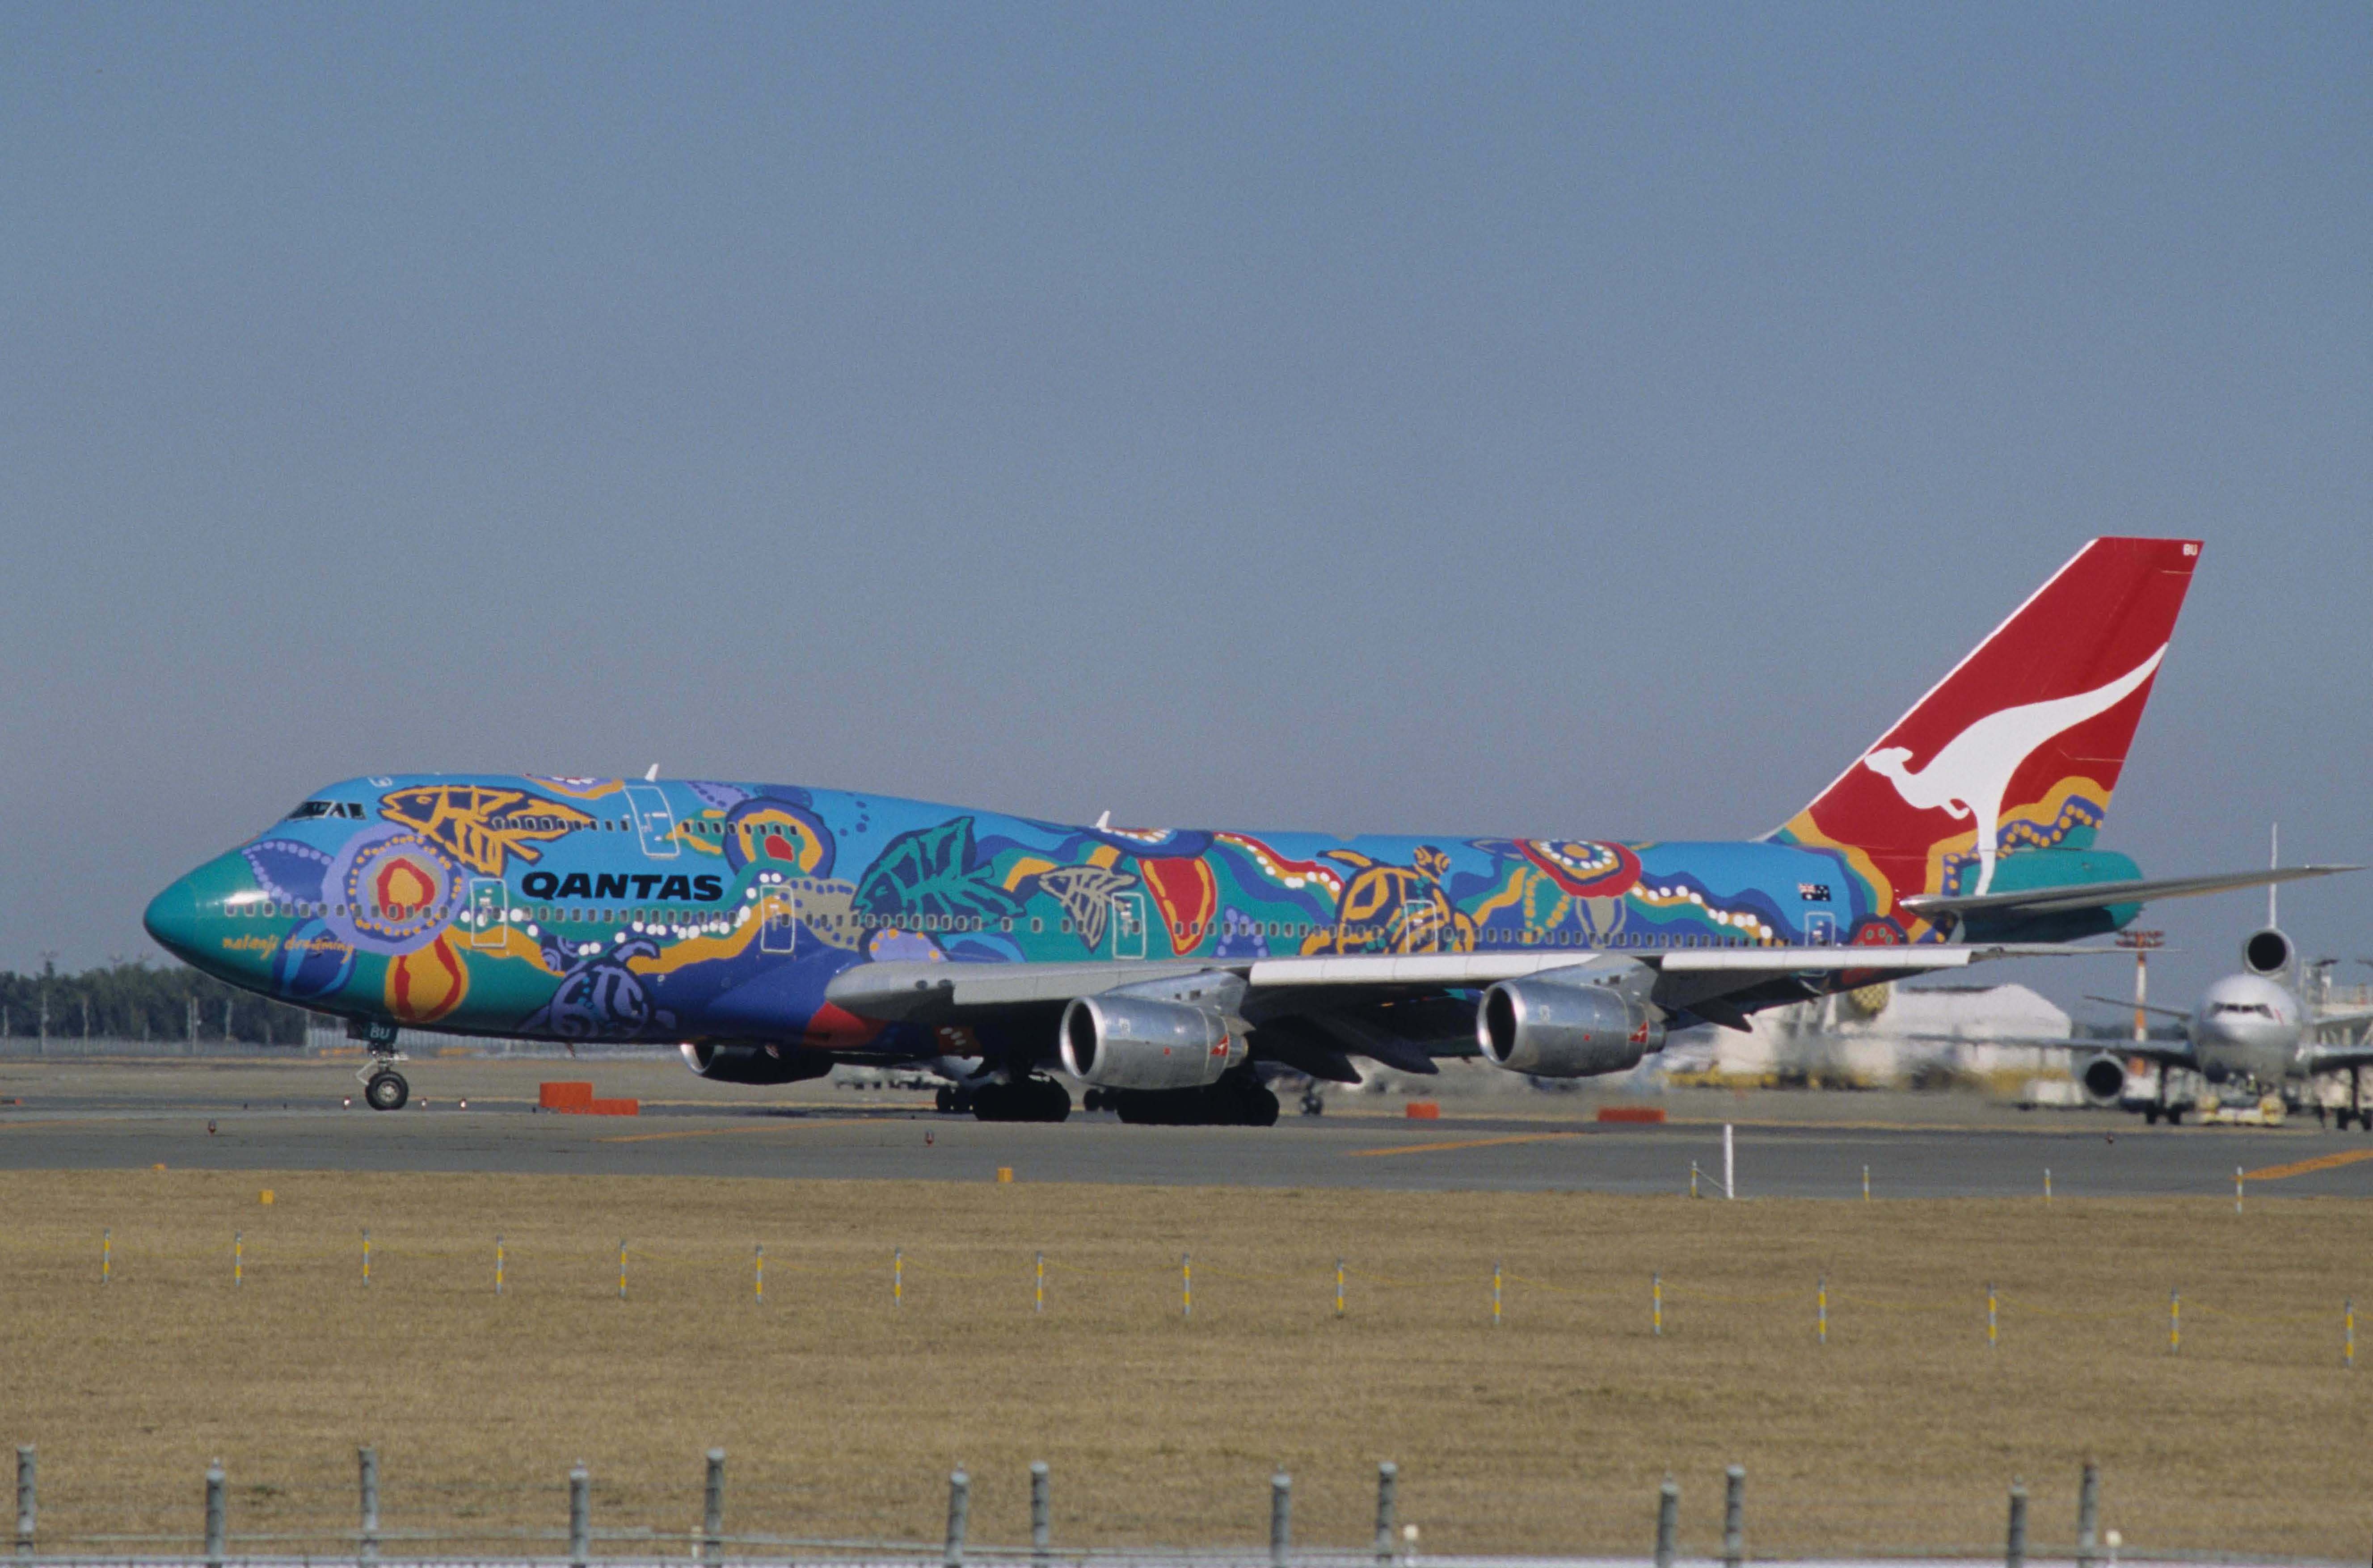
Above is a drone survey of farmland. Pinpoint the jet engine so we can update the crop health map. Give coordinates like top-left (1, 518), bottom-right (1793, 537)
top-left (679, 1041), bottom-right (835, 1085)
top-left (2243, 927), bottom-right (2292, 977)
top-left (1060, 994), bottom-right (1245, 1090)
top-left (1477, 974), bottom-right (1664, 1078)
top-left (2079, 1052), bottom-right (2127, 1104)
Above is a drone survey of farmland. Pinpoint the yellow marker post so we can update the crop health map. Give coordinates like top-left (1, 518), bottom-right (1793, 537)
top-left (1181, 1253), bottom-right (1192, 1319)
top-left (894, 1247), bottom-right (904, 1307)
top-left (259, 1189), bottom-right (274, 1206)
top-left (1652, 1272), bottom-right (1663, 1338)
top-left (496, 1236), bottom-right (505, 1297)
top-left (1035, 1251), bottom-right (1044, 1315)
top-left (1491, 1261), bottom-right (1503, 1328)
top-left (1689, 1162), bottom-right (1700, 1200)
top-left (2346, 1298), bottom-right (2355, 1370)
top-left (1816, 1275), bottom-right (1827, 1346)
top-left (2234, 1165), bottom-right (2244, 1214)
top-left (1335, 1257), bottom-right (1346, 1319)
top-left (102, 1228), bottom-right (111, 1286)
top-left (234, 1230), bottom-right (243, 1288)
top-left (997, 1167), bottom-right (1014, 1184)
top-left (2169, 1289), bottom-right (2181, 1355)
top-left (1862, 1165), bottom-right (1870, 1202)
top-left (362, 1229), bottom-right (371, 1289)
top-left (618, 1240), bottom-right (627, 1301)
top-left (2044, 1168), bottom-right (2053, 1203)
top-left (1987, 1282), bottom-right (1998, 1349)
top-left (754, 1244), bottom-right (764, 1305)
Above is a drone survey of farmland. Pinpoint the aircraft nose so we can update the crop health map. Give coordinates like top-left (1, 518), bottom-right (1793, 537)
top-left (143, 873), bottom-right (211, 962)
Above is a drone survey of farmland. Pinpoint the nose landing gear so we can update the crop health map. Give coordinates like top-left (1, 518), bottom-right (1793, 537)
top-left (351, 1019), bottom-right (410, 1112)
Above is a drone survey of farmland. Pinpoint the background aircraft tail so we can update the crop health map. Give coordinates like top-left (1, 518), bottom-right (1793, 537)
top-left (1772, 536), bottom-right (2201, 910)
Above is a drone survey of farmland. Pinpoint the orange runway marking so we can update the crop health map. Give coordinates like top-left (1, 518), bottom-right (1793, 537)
top-left (2243, 1148), bottom-right (2373, 1182)
top-left (1349, 1132), bottom-right (1585, 1158)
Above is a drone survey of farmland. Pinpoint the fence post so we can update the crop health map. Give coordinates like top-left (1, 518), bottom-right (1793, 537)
top-left (14, 1445), bottom-right (32, 1566)
top-left (1720, 1464), bottom-right (1744, 1568)
top-left (1269, 1470), bottom-right (1291, 1568)
top-left (358, 1446), bottom-right (379, 1568)
top-left (1373, 1462), bottom-right (1396, 1566)
top-left (1029, 1461), bottom-right (1050, 1566)
top-left (204, 1461), bottom-right (226, 1568)
top-left (569, 1463), bottom-right (590, 1568)
top-left (2005, 1479), bottom-right (2026, 1568)
top-left (1653, 1473), bottom-right (1677, 1568)
top-left (2075, 1460), bottom-right (2099, 1568)
top-left (943, 1468), bottom-right (969, 1568)
top-left (702, 1449), bottom-right (725, 1568)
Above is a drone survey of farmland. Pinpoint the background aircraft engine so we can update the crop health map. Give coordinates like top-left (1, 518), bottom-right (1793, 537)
top-left (2243, 927), bottom-right (2292, 976)
top-left (678, 1041), bottom-right (834, 1085)
top-left (2080, 1053), bottom-right (2127, 1103)
top-left (1059, 994), bottom-right (1243, 1090)
top-left (1476, 978), bottom-right (1663, 1078)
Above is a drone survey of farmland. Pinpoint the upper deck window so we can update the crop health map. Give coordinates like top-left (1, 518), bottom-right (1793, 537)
top-left (286, 801), bottom-right (367, 821)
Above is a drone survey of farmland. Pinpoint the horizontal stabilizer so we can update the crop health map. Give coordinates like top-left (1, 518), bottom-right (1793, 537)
top-left (1901, 865), bottom-right (2358, 922)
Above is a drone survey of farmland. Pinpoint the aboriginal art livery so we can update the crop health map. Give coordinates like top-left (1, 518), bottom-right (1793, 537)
top-left (145, 538), bottom-right (2340, 1122)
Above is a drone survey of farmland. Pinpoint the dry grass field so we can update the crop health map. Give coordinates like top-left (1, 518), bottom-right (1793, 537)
top-left (1, 1170), bottom-right (2367, 1560)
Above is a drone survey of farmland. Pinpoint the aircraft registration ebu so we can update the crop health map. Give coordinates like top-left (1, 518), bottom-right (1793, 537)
top-left (145, 538), bottom-right (2346, 1123)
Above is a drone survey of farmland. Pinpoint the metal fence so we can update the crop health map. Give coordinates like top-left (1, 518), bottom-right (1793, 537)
top-left (8, 1446), bottom-right (2334, 1568)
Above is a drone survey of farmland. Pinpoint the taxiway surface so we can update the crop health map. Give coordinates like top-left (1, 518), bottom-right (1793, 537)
top-left (4, 1057), bottom-right (2371, 1198)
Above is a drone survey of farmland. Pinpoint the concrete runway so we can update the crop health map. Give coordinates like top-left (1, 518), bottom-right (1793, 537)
top-left (4, 1057), bottom-right (2373, 1197)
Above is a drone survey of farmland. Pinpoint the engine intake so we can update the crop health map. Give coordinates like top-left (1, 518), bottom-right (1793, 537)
top-left (1060, 994), bottom-right (1243, 1090)
top-left (679, 1041), bottom-right (834, 1085)
top-left (2080, 1053), bottom-right (2127, 1104)
top-left (1477, 974), bottom-right (1663, 1078)
top-left (2243, 927), bottom-right (2292, 977)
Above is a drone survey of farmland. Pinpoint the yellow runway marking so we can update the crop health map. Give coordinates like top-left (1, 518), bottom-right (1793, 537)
top-left (1349, 1132), bottom-right (1584, 1158)
top-left (2243, 1148), bottom-right (2373, 1181)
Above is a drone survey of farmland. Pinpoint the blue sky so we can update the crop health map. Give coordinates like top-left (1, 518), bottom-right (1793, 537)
top-left (3, 4), bottom-right (2366, 1017)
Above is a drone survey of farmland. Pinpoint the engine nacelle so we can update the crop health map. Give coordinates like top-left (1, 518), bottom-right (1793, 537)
top-left (679, 1041), bottom-right (835, 1085)
top-left (2079, 1052), bottom-right (2127, 1104)
top-left (1060, 994), bottom-right (1244, 1090)
top-left (1477, 975), bottom-right (1664, 1078)
top-left (2243, 927), bottom-right (2292, 977)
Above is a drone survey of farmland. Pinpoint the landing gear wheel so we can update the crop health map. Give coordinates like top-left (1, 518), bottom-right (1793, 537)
top-left (1299, 1091), bottom-right (1326, 1117)
top-left (2339, 1109), bottom-right (2359, 1132)
top-left (2165, 1105), bottom-right (2184, 1126)
top-left (971, 1077), bottom-right (1071, 1123)
top-left (364, 1071), bottom-right (410, 1112)
top-left (2143, 1105), bottom-right (2160, 1126)
top-left (935, 1086), bottom-right (956, 1114)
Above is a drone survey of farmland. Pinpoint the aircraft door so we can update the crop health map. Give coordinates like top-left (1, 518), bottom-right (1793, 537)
top-left (468, 879), bottom-right (508, 950)
top-left (624, 785), bottom-right (680, 858)
top-left (1805, 912), bottom-right (1837, 946)
top-left (759, 886), bottom-right (800, 954)
top-left (1110, 894), bottom-right (1147, 960)
top-left (1401, 899), bottom-right (1439, 954)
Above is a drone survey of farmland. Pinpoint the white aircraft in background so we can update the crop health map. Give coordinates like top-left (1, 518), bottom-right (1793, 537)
top-left (2076, 880), bottom-right (2373, 1125)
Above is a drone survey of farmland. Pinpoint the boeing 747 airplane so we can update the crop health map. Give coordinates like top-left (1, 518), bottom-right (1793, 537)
top-left (145, 537), bottom-right (2348, 1122)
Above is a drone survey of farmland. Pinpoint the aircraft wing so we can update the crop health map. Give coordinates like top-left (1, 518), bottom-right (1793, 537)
top-left (1900, 864), bottom-right (2358, 922)
top-left (2302, 1041), bottom-right (2373, 1074)
top-left (2082, 995), bottom-right (2194, 1024)
top-left (826, 942), bottom-right (2109, 1036)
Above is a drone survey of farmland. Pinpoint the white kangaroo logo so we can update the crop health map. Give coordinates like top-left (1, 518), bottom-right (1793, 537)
top-left (1859, 646), bottom-right (2165, 895)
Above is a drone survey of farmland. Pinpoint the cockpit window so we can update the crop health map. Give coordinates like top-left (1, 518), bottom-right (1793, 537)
top-left (286, 801), bottom-right (367, 821)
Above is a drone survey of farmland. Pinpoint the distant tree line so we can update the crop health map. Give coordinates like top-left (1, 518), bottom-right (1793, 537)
top-left (0, 960), bottom-right (317, 1045)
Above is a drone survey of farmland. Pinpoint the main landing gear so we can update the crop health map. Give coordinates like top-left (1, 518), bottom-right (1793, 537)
top-left (970, 1075), bottom-right (1071, 1123)
top-left (353, 1020), bottom-right (409, 1112)
top-left (1095, 1068), bottom-right (1281, 1127)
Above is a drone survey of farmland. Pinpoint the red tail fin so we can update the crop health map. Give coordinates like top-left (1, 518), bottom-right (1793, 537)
top-left (1774, 537), bottom-right (2200, 905)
